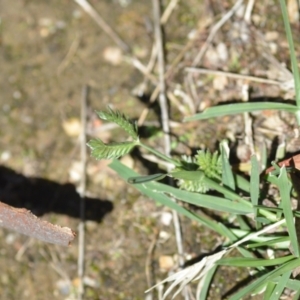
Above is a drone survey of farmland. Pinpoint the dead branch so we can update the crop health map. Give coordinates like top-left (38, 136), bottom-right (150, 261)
top-left (0, 201), bottom-right (75, 246)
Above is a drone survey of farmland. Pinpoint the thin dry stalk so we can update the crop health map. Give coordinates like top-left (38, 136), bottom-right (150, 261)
top-left (137, 39), bottom-right (196, 125)
top-left (77, 85), bottom-right (88, 300)
top-left (192, 0), bottom-right (244, 66)
top-left (145, 230), bottom-right (159, 300)
top-left (244, 0), bottom-right (255, 23)
top-left (57, 34), bottom-right (80, 75)
top-left (161, 0), bottom-right (179, 24)
top-left (185, 67), bottom-right (282, 85)
top-left (241, 84), bottom-right (255, 155)
top-left (74, 0), bottom-right (130, 52)
top-left (138, 31), bottom-right (200, 125)
top-left (253, 28), bottom-right (293, 83)
top-left (152, 1), bottom-right (189, 299)
top-left (74, 0), bottom-right (159, 85)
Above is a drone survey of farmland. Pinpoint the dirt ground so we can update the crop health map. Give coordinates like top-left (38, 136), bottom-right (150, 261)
top-left (0, 0), bottom-right (298, 299)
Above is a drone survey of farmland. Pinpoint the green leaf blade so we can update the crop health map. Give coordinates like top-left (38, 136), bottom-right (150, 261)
top-left (184, 102), bottom-right (297, 121)
top-left (278, 167), bottom-right (299, 256)
top-left (128, 173), bottom-right (167, 184)
top-left (218, 255), bottom-right (294, 267)
top-left (229, 258), bottom-right (300, 300)
top-left (279, 0), bottom-right (300, 110)
top-left (220, 140), bottom-right (235, 190)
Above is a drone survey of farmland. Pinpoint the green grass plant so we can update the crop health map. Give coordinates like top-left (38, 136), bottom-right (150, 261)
top-left (87, 1), bottom-right (300, 298)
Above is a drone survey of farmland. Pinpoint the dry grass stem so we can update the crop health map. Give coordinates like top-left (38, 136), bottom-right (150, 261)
top-left (161, 0), bottom-right (180, 24)
top-left (57, 34), bottom-right (80, 75)
top-left (74, 0), bottom-right (130, 52)
top-left (77, 85), bottom-right (88, 300)
top-left (192, 0), bottom-right (244, 67)
top-left (185, 67), bottom-right (282, 85)
top-left (244, 0), bottom-right (255, 23)
top-left (153, 0), bottom-right (188, 299)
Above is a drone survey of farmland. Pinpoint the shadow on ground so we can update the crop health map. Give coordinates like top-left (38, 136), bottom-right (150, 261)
top-left (0, 165), bottom-right (113, 222)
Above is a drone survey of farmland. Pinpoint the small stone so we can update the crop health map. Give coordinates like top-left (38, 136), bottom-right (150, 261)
top-left (159, 255), bottom-right (174, 272)
top-left (103, 47), bottom-right (123, 65)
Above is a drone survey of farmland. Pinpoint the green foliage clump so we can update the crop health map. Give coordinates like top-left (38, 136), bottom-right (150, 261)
top-left (175, 151), bottom-right (222, 193)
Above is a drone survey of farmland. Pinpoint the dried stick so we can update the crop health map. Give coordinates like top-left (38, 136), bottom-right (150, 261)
top-left (57, 34), bottom-right (80, 75)
top-left (138, 35), bottom-right (198, 125)
top-left (73, 0), bottom-right (130, 53)
top-left (161, 0), bottom-right (180, 24)
top-left (185, 67), bottom-right (282, 85)
top-left (73, 0), bottom-right (159, 85)
top-left (192, 0), bottom-right (244, 66)
top-left (0, 202), bottom-right (75, 246)
top-left (77, 85), bottom-right (88, 300)
top-left (145, 230), bottom-right (159, 300)
top-left (244, 0), bottom-right (255, 23)
top-left (152, 1), bottom-right (189, 299)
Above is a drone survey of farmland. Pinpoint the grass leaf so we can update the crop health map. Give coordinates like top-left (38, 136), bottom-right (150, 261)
top-left (250, 155), bottom-right (260, 226)
top-left (269, 271), bottom-right (292, 299)
top-left (110, 159), bottom-right (240, 237)
top-left (279, 0), bottom-right (300, 110)
top-left (220, 140), bottom-right (235, 190)
top-left (184, 102), bottom-right (297, 121)
top-left (217, 255), bottom-right (294, 267)
top-left (148, 180), bottom-right (253, 214)
top-left (197, 265), bottom-right (218, 300)
top-left (229, 258), bottom-right (300, 300)
top-left (277, 167), bottom-right (299, 256)
top-left (109, 159), bottom-right (214, 226)
top-left (128, 173), bottom-right (167, 184)
top-left (264, 282), bottom-right (276, 300)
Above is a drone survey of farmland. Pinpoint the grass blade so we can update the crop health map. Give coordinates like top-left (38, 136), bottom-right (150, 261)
top-left (109, 160), bottom-right (231, 236)
top-left (229, 258), bottom-right (300, 300)
top-left (279, 0), bottom-right (300, 109)
top-left (246, 236), bottom-right (289, 249)
top-left (198, 265), bottom-right (218, 300)
top-left (269, 270), bottom-right (292, 299)
top-left (220, 140), bottom-right (235, 190)
top-left (263, 282), bottom-right (276, 300)
top-left (235, 173), bottom-right (250, 193)
top-left (171, 169), bottom-right (248, 203)
top-left (148, 181), bottom-right (253, 214)
top-left (250, 155), bottom-right (260, 226)
top-left (184, 102), bottom-right (297, 121)
top-left (217, 255), bottom-right (294, 267)
top-left (277, 167), bottom-right (299, 256)
top-left (128, 173), bottom-right (167, 184)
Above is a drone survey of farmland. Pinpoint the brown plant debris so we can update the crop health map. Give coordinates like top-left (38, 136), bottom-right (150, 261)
top-left (0, 201), bottom-right (76, 246)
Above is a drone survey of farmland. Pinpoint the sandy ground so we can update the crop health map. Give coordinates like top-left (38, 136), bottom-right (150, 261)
top-left (0, 0), bottom-right (298, 299)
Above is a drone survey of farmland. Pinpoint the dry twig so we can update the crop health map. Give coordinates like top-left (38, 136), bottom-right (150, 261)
top-left (77, 85), bottom-right (88, 300)
top-left (57, 34), bottom-right (80, 75)
top-left (73, 0), bottom-right (130, 52)
top-left (74, 0), bottom-right (159, 85)
top-left (145, 230), bottom-right (159, 300)
top-left (0, 201), bottom-right (75, 246)
top-left (244, 0), bottom-right (255, 23)
top-left (152, 1), bottom-right (188, 299)
top-left (161, 0), bottom-right (180, 24)
top-left (192, 0), bottom-right (244, 66)
top-left (185, 67), bottom-right (282, 85)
